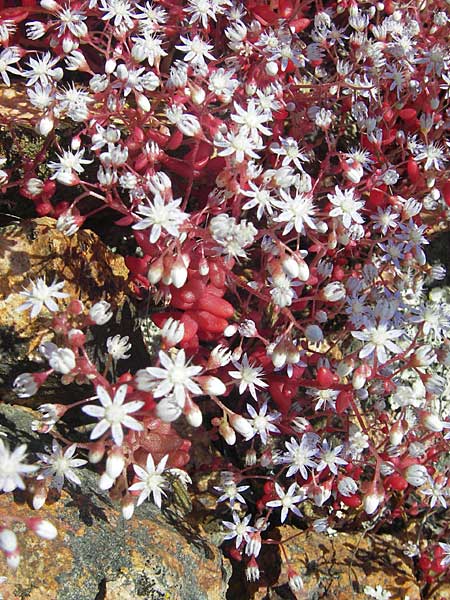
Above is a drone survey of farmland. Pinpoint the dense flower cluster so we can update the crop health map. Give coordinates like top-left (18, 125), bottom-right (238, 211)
top-left (1, 0), bottom-right (450, 592)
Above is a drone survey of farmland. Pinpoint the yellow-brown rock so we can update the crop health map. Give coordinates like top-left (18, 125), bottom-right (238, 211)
top-left (0, 84), bottom-right (42, 122)
top-left (267, 527), bottom-right (422, 600)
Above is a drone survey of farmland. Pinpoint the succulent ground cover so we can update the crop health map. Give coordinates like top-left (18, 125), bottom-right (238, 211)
top-left (0, 0), bottom-right (450, 597)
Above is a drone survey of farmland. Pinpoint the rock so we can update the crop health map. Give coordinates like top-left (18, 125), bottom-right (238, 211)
top-left (0, 403), bottom-right (231, 600)
top-left (257, 527), bottom-right (422, 600)
top-left (0, 84), bottom-right (41, 122)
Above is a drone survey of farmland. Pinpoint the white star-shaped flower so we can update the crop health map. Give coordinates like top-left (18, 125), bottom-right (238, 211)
top-left (82, 384), bottom-right (144, 446)
top-left (138, 349), bottom-right (203, 408)
top-left (229, 354), bottom-right (268, 400)
top-left (128, 453), bottom-right (169, 508)
top-left (18, 277), bottom-right (69, 318)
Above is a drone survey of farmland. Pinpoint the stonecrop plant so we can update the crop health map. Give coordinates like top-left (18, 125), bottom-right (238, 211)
top-left (1, 0), bottom-right (450, 594)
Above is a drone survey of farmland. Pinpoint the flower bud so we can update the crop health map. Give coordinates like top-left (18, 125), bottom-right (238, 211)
top-left (343, 158), bottom-right (363, 183)
top-left (208, 345), bottom-right (232, 369)
top-left (48, 347), bottom-right (76, 374)
top-left (62, 36), bottom-right (78, 54)
top-left (32, 479), bottom-right (48, 509)
top-left (389, 421), bottom-right (405, 446)
top-left (238, 319), bottom-right (257, 337)
top-left (336, 358), bottom-right (354, 378)
top-left (224, 324), bottom-right (238, 337)
top-left (170, 257), bottom-right (188, 289)
top-left (0, 529), bottom-right (17, 554)
top-left (23, 177), bottom-right (44, 198)
top-left (282, 256), bottom-right (300, 279)
top-left (322, 281), bottom-right (346, 302)
top-left (136, 93), bottom-right (151, 112)
top-left (65, 51), bottom-right (88, 72)
top-left (68, 328), bottom-right (86, 347)
top-left (198, 258), bottom-right (209, 276)
top-left (88, 441), bottom-right (105, 464)
top-left (352, 364), bottom-right (372, 390)
top-left (219, 419), bottom-right (236, 445)
top-left (56, 212), bottom-right (84, 236)
top-left (245, 556), bottom-right (260, 582)
top-left (41, 0), bottom-right (59, 10)
top-left (229, 413), bottom-right (254, 440)
top-left (270, 344), bottom-right (287, 369)
top-left (189, 83), bottom-right (206, 105)
top-left (121, 496), bottom-right (135, 520)
top-left (410, 345), bottom-right (436, 367)
top-left (106, 447), bottom-right (125, 479)
top-left (199, 375), bottom-right (226, 396)
top-left (338, 476), bottom-right (358, 497)
top-left (420, 410), bottom-right (445, 432)
top-left (288, 570), bottom-right (304, 593)
top-left (37, 116), bottom-right (54, 137)
top-left (245, 530), bottom-right (261, 556)
top-left (154, 396), bottom-right (181, 423)
top-left (116, 63), bottom-right (128, 80)
top-left (105, 58), bottom-right (116, 74)
top-left (363, 489), bottom-right (383, 515)
top-left (297, 259), bottom-right (310, 282)
top-left (265, 61), bottom-right (278, 76)
top-left (245, 448), bottom-right (257, 467)
top-left (147, 257), bottom-right (164, 285)
top-left (184, 400), bottom-right (202, 427)
top-left (99, 472), bottom-right (115, 490)
top-left (26, 518), bottom-right (57, 540)
top-left (13, 372), bottom-right (48, 398)
top-left (245, 81), bottom-right (257, 96)
top-left (161, 318), bottom-right (184, 348)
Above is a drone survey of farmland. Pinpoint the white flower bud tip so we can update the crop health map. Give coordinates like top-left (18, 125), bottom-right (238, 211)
top-left (37, 116), bottom-right (54, 137)
top-left (420, 411), bottom-right (444, 432)
top-left (88, 442), bottom-right (105, 464)
top-left (122, 498), bottom-right (135, 520)
top-left (27, 518), bottom-right (57, 540)
top-left (99, 472), bottom-right (115, 490)
top-left (0, 529), bottom-right (17, 553)
top-left (219, 420), bottom-right (236, 445)
top-left (185, 402), bottom-right (203, 428)
top-left (148, 258), bottom-right (164, 285)
top-left (200, 376), bottom-right (226, 396)
top-left (282, 256), bottom-right (300, 279)
top-left (363, 492), bottom-right (382, 515)
top-left (224, 324), bottom-right (238, 337)
top-left (106, 448), bottom-right (125, 479)
top-left (229, 414), bottom-right (254, 440)
top-left (41, 0), bottom-right (59, 10)
top-left (137, 93), bottom-right (151, 113)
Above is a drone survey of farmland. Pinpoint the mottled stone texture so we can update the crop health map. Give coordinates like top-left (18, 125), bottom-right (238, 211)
top-left (257, 527), bottom-right (422, 600)
top-left (0, 404), bottom-right (231, 600)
